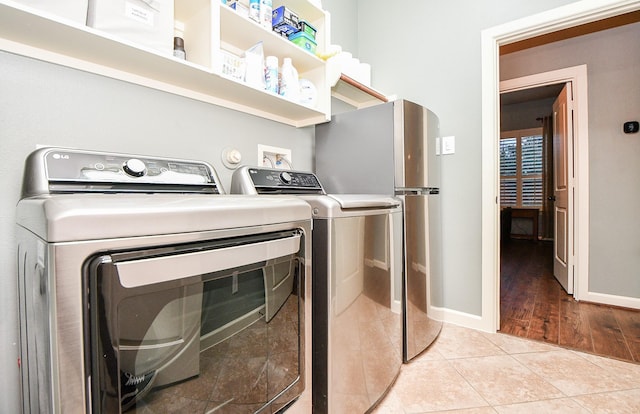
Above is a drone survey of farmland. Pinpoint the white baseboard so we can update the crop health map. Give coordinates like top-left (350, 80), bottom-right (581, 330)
top-left (392, 299), bottom-right (402, 315)
top-left (430, 306), bottom-right (493, 333)
top-left (579, 291), bottom-right (640, 310)
top-left (430, 292), bottom-right (640, 338)
top-left (364, 258), bottom-right (389, 270)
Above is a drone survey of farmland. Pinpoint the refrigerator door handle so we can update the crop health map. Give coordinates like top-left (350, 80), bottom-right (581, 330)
top-left (395, 187), bottom-right (440, 196)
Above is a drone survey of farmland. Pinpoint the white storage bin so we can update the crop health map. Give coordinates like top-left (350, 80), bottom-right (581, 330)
top-left (15, 0), bottom-right (88, 24)
top-left (87, 0), bottom-right (174, 55)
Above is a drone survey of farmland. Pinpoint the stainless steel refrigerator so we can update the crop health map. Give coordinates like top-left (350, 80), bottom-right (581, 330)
top-left (315, 99), bottom-right (443, 362)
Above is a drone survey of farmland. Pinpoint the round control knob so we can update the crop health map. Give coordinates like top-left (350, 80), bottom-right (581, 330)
top-left (280, 171), bottom-right (292, 184)
top-left (123, 158), bottom-right (146, 177)
top-left (226, 149), bottom-right (242, 164)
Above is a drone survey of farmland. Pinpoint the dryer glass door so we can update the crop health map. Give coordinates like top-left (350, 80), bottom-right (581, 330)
top-left (85, 230), bottom-right (304, 413)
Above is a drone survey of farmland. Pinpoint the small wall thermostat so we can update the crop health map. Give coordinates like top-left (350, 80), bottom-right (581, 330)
top-left (623, 121), bottom-right (639, 134)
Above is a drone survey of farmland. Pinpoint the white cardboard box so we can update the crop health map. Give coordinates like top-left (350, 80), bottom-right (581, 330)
top-left (87, 0), bottom-right (174, 55)
top-left (16, 0), bottom-right (88, 24)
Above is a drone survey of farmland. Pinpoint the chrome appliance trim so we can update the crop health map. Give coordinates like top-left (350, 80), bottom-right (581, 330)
top-left (115, 232), bottom-right (301, 288)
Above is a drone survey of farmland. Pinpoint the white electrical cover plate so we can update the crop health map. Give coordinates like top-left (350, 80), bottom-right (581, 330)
top-left (257, 144), bottom-right (292, 169)
top-left (442, 136), bottom-right (455, 155)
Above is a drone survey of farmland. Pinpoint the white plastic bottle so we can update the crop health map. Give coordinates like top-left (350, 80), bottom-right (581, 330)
top-left (259, 0), bottom-right (273, 29)
top-left (265, 55), bottom-right (279, 94)
top-left (279, 58), bottom-right (299, 101)
top-left (298, 78), bottom-right (317, 107)
top-left (249, 0), bottom-right (260, 22)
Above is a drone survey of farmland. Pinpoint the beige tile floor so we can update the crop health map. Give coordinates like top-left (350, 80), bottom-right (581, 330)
top-left (372, 323), bottom-right (640, 413)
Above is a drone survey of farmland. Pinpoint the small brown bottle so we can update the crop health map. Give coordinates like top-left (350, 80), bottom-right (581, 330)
top-left (173, 37), bottom-right (186, 60)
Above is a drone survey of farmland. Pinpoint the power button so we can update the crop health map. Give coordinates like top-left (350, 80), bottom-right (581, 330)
top-left (123, 158), bottom-right (146, 177)
top-left (280, 171), bottom-right (292, 184)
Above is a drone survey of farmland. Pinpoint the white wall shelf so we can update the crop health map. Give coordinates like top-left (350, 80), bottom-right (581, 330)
top-left (331, 74), bottom-right (389, 108)
top-left (0, 0), bottom-right (331, 127)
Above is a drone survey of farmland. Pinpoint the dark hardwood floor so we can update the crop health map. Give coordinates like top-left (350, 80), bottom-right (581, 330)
top-left (500, 239), bottom-right (640, 363)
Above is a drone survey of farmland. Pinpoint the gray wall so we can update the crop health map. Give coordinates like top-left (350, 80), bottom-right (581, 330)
top-left (348, 0), bottom-right (577, 315)
top-left (0, 51), bottom-right (314, 413)
top-left (501, 21), bottom-right (640, 299)
top-left (322, 0), bottom-right (358, 55)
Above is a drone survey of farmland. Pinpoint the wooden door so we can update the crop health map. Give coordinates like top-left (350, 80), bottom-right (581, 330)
top-left (552, 83), bottom-right (573, 293)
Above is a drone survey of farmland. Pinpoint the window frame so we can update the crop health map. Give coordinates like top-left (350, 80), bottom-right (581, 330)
top-left (500, 127), bottom-right (544, 210)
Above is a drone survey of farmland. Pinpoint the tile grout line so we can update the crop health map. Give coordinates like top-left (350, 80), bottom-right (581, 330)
top-left (442, 354), bottom-right (495, 411)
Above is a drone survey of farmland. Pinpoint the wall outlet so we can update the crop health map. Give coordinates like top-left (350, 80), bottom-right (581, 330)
top-left (257, 144), bottom-right (292, 169)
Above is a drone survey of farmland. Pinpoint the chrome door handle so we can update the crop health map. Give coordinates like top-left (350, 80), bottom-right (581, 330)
top-left (115, 233), bottom-right (301, 288)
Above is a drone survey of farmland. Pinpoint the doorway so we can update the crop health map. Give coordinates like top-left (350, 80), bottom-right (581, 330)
top-left (497, 73), bottom-right (640, 363)
top-left (498, 77), bottom-right (579, 347)
top-left (479, 0), bottom-right (640, 333)
top-left (500, 67), bottom-right (585, 298)
top-left (498, 90), bottom-right (558, 246)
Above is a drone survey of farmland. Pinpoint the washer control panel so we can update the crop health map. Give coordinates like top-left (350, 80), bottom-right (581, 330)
top-left (244, 167), bottom-right (324, 194)
top-left (22, 147), bottom-right (223, 196)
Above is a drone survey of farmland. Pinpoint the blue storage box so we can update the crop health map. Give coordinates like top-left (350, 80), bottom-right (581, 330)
top-left (272, 5), bottom-right (299, 37)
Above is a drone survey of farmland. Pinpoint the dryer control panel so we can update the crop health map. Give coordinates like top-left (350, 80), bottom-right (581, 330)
top-left (22, 147), bottom-right (223, 197)
top-left (231, 167), bottom-right (325, 195)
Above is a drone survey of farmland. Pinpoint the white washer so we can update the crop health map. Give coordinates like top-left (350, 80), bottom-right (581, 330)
top-left (231, 166), bottom-right (403, 414)
top-left (16, 148), bottom-right (312, 413)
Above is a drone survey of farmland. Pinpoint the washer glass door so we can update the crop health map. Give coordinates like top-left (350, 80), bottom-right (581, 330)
top-left (86, 230), bottom-right (304, 413)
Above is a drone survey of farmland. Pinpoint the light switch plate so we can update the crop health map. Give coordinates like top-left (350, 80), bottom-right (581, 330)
top-left (442, 136), bottom-right (455, 155)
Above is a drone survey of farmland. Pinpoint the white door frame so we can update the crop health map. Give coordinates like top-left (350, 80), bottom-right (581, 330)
top-left (480, 0), bottom-right (640, 333)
